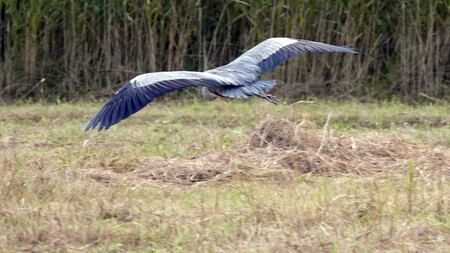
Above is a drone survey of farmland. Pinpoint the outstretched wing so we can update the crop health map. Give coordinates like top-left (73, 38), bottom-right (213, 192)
top-left (230, 38), bottom-right (357, 74)
top-left (85, 71), bottom-right (232, 131)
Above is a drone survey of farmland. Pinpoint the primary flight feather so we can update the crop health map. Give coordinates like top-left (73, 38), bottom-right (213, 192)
top-left (85, 38), bottom-right (357, 131)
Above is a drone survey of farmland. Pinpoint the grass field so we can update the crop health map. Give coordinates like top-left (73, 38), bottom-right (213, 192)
top-left (0, 99), bottom-right (449, 252)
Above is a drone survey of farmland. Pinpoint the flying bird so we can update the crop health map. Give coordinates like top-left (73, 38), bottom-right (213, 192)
top-left (85, 38), bottom-right (357, 131)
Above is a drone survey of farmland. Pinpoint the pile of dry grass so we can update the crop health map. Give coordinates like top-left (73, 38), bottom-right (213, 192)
top-left (246, 117), bottom-right (449, 176)
top-left (87, 118), bottom-right (449, 186)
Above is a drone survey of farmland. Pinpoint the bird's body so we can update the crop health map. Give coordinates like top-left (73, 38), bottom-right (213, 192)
top-left (85, 38), bottom-right (357, 131)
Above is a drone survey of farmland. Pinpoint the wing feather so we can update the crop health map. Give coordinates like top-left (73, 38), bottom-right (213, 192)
top-left (85, 71), bottom-right (231, 131)
top-left (230, 38), bottom-right (357, 74)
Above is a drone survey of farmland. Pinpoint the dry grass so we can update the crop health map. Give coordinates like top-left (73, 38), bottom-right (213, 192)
top-left (0, 100), bottom-right (449, 252)
top-left (92, 117), bottom-right (450, 187)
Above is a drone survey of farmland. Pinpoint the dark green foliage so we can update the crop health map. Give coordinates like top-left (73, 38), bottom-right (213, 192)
top-left (0, 0), bottom-right (449, 101)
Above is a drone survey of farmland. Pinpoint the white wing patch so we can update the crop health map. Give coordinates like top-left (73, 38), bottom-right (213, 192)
top-left (130, 71), bottom-right (234, 88)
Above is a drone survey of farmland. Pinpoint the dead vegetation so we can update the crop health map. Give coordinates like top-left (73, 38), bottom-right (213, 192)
top-left (82, 117), bottom-right (450, 186)
top-left (246, 117), bottom-right (449, 176)
top-left (1, 102), bottom-right (449, 252)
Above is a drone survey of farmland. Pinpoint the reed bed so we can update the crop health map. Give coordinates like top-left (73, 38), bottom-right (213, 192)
top-left (0, 0), bottom-right (449, 101)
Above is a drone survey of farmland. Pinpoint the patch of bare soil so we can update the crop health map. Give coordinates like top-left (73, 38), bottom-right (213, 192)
top-left (88, 118), bottom-right (450, 186)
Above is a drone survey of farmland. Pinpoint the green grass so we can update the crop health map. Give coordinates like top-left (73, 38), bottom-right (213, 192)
top-left (0, 99), bottom-right (449, 252)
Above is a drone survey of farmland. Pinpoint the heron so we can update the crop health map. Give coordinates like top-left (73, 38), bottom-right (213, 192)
top-left (85, 37), bottom-right (357, 131)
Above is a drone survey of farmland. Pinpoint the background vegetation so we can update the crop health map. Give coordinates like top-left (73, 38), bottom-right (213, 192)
top-left (1, 0), bottom-right (449, 102)
top-left (1, 1), bottom-right (449, 251)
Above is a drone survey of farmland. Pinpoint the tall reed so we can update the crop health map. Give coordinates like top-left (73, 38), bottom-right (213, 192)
top-left (0, 0), bottom-right (449, 101)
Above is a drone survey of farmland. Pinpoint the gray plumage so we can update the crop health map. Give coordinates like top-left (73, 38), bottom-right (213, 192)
top-left (85, 38), bottom-right (357, 131)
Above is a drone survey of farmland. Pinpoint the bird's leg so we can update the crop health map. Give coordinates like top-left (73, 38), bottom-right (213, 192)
top-left (256, 93), bottom-right (280, 105)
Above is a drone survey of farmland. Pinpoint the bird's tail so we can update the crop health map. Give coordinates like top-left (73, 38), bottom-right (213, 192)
top-left (218, 79), bottom-right (277, 100)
